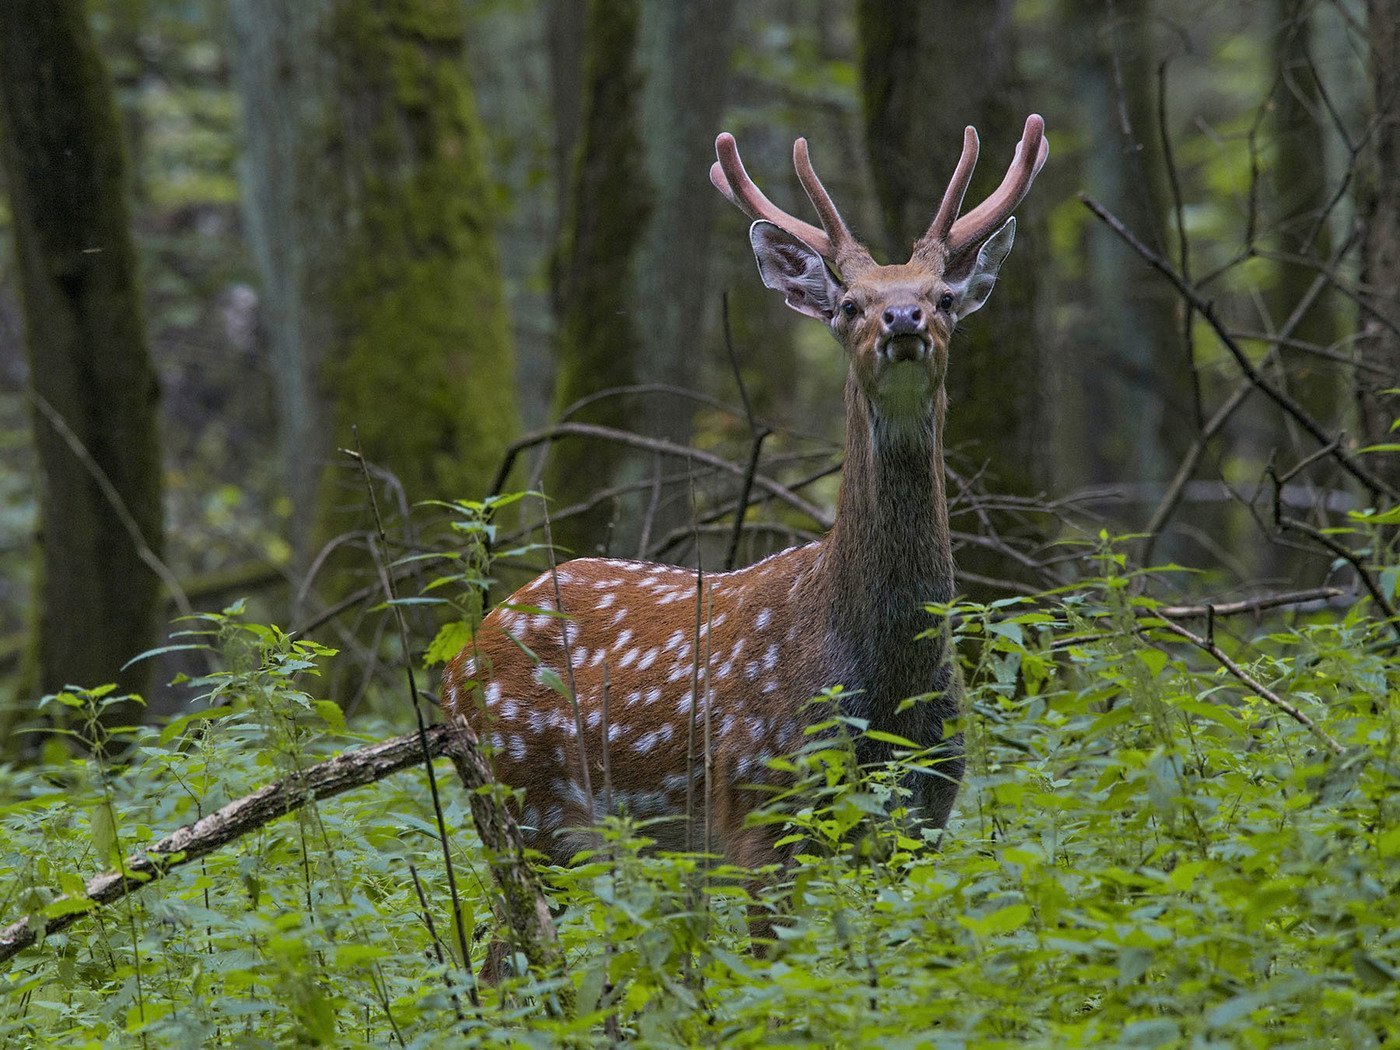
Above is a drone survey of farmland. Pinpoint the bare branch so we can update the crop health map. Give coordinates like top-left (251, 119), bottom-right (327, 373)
top-left (1080, 194), bottom-right (1396, 503)
top-left (1143, 619), bottom-right (1346, 756)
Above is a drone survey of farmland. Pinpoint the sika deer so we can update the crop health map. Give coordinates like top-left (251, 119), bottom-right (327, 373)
top-left (442, 115), bottom-right (1047, 876)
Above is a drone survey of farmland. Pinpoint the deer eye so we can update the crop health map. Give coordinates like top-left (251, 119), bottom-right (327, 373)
top-left (841, 300), bottom-right (859, 318)
top-left (937, 292), bottom-right (955, 312)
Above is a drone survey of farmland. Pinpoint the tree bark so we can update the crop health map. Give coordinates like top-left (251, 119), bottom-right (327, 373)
top-left (229, 0), bottom-right (519, 577)
top-left (0, 0), bottom-right (163, 735)
top-left (544, 0), bottom-right (736, 559)
top-left (1064, 0), bottom-right (1190, 495)
top-left (856, 0), bottom-right (1048, 495)
top-left (1269, 0), bottom-right (1341, 423)
top-left (545, 0), bottom-right (653, 556)
top-left (1356, 0), bottom-right (1400, 489)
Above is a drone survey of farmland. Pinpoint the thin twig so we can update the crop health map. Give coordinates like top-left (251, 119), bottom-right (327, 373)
top-left (347, 442), bottom-right (476, 983)
top-left (1080, 194), bottom-right (1396, 502)
top-left (1158, 586), bottom-right (1346, 619)
top-left (490, 422), bottom-right (831, 526)
top-left (1143, 618), bottom-right (1346, 756)
top-left (28, 389), bottom-right (193, 619)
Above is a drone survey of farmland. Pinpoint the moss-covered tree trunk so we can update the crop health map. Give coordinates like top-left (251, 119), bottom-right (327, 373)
top-left (1357, 0), bottom-right (1400, 490)
top-left (856, 0), bottom-right (1048, 495)
top-left (229, 0), bottom-right (518, 582)
top-left (545, 0), bottom-right (652, 557)
top-left (0, 0), bottom-right (163, 739)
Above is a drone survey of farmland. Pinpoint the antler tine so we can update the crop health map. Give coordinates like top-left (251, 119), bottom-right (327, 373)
top-left (922, 126), bottom-right (980, 247)
top-left (946, 114), bottom-right (1048, 256)
top-left (711, 133), bottom-right (832, 256)
top-left (792, 137), bottom-right (860, 262)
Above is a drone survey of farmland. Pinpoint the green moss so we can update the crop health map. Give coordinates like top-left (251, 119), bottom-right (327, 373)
top-left (318, 0), bottom-right (518, 518)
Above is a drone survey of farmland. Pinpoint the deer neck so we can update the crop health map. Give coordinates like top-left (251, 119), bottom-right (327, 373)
top-left (814, 371), bottom-right (956, 707)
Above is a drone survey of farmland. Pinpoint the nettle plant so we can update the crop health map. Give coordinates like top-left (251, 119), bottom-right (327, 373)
top-left (0, 525), bottom-right (1398, 1043)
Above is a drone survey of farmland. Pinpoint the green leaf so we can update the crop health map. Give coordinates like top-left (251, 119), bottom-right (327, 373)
top-left (1137, 648), bottom-right (1168, 677)
top-left (43, 895), bottom-right (96, 920)
top-left (90, 805), bottom-right (117, 865)
top-left (313, 700), bottom-right (347, 734)
top-left (960, 903), bottom-right (1032, 937)
top-left (862, 729), bottom-right (921, 748)
top-left (537, 667), bottom-right (571, 698)
top-left (425, 620), bottom-right (472, 667)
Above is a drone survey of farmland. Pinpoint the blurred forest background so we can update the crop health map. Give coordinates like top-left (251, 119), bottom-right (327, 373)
top-left (0, 0), bottom-right (1396, 748)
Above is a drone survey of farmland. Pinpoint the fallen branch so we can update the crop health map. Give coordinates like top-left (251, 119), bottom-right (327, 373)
top-left (0, 722), bottom-right (565, 1002)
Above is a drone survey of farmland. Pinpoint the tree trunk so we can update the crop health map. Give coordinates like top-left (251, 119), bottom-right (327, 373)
top-left (545, 0), bottom-right (653, 557)
top-left (544, 0), bottom-right (736, 559)
top-left (1357, 0), bottom-right (1400, 490)
top-left (633, 0), bottom-right (737, 445)
top-left (229, 0), bottom-right (519, 579)
top-left (1269, 0), bottom-right (1341, 423)
top-left (0, 0), bottom-right (164, 738)
top-left (1065, 0), bottom-right (1189, 494)
top-left (856, 0), bottom-right (1048, 495)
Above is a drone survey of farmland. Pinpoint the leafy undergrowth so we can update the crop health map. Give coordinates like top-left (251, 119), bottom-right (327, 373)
top-left (1, 558), bottom-right (1398, 1047)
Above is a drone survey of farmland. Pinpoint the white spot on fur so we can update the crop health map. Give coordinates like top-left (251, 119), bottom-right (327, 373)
top-left (619, 649), bottom-right (639, 668)
top-left (638, 648), bottom-right (659, 670)
top-left (485, 682), bottom-right (501, 706)
top-left (755, 608), bottom-right (772, 631)
top-left (764, 644), bottom-right (779, 672)
top-left (509, 735), bottom-right (527, 761)
top-left (598, 592), bottom-right (616, 608)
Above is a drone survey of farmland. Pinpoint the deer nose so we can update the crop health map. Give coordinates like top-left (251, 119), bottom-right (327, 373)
top-left (881, 303), bottom-right (926, 336)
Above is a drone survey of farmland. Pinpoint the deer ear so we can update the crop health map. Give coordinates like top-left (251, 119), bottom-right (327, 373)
top-left (749, 220), bottom-right (844, 321)
top-left (951, 216), bottom-right (1015, 320)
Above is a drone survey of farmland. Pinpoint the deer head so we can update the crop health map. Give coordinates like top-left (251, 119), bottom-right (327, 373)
top-left (710, 115), bottom-right (1047, 418)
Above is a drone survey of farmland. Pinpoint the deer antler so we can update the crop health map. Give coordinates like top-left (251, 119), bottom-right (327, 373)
top-left (711, 132), bottom-right (874, 276)
top-left (914, 114), bottom-right (1048, 264)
